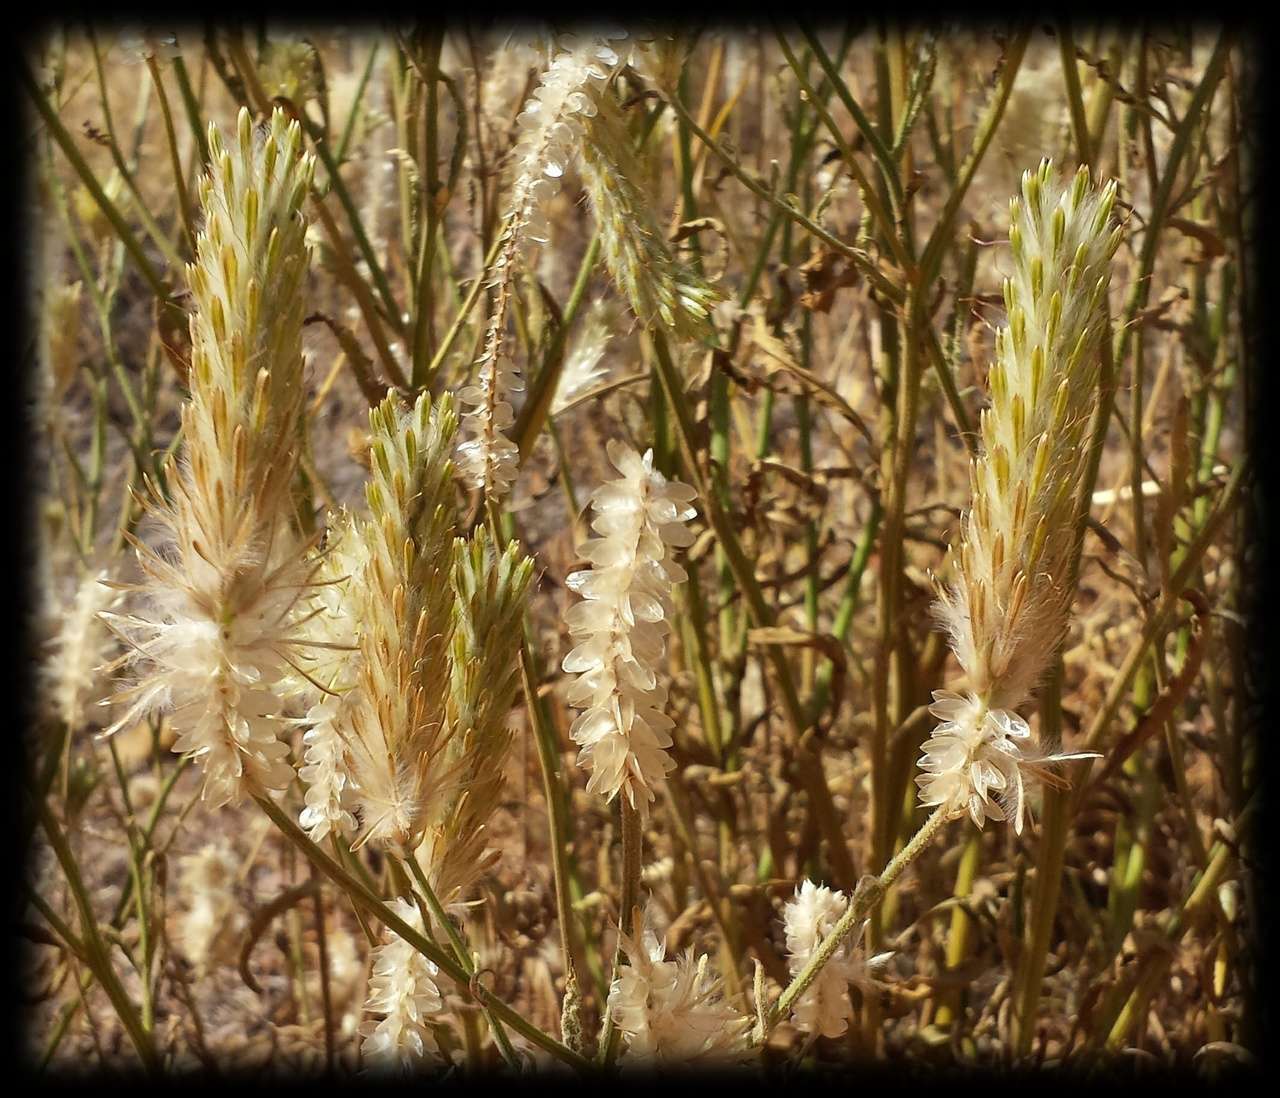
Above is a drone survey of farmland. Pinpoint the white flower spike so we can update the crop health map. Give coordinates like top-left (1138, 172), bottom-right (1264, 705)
top-left (562, 441), bottom-right (697, 815)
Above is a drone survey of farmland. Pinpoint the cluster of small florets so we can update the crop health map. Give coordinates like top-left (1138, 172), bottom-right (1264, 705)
top-left (921, 161), bottom-right (1114, 828)
top-left (458, 28), bottom-right (717, 504)
top-left (104, 108), bottom-right (317, 808)
top-left (607, 909), bottom-right (752, 1066)
top-left (412, 529), bottom-right (534, 904)
top-left (295, 511), bottom-right (366, 843)
top-left (781, 880), bottom-right (889, 1039)
top-left (360, 899), bottom-right (444, 1072)
top-left (935, 161), bottom-right (1120, 710)
top-left (915, 690), bottom-right (1095, 833)
top-left (508, 32), bottom-right (632, 245)
top-left (561, 441), bottom-right (697, 815)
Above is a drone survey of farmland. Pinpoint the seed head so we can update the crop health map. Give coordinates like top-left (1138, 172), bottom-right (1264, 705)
top-left (561, 441), bottom-right (697, 816)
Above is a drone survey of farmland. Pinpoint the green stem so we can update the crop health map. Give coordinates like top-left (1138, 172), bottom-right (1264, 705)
top-left (519, 636), bottom-right (593, 1042)
top-left (934, 827), bottom-right (981, 1028)
top-left (336, 41), bottom-right (380, 165)
top-left (917, 28), bottom-right (1030, 288)
top-left (1058, 24), bottom-right (1094, 169)
top-left (761, 806), bottom-right (949, 1038)
top-left (36, 798), bottom-right (160, 1074)
top-left (597, 800), bottom-right (642, 1067)
top-left (145, 56), bottom-right (197, 256)
top-left (795, 21), bottom-right (904, 207)
top-left (663, 87), bottom-right (905, 303)
top-left (252, 794), bottom-right (590, 1071)
top-left (22, 59), bottom-right (174, 307)
top-left (424, 216), bottom-right (512, 386)
top-left (513, 234), bottom-right (601, 458)
top-left (650, 328), bottom-right (858, 890)
top-left (410, 32), bottom-right (445, 387)
top-left (401, 854), bottom-right (521, 1070)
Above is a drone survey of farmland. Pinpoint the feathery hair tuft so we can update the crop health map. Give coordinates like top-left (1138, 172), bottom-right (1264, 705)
top-left (344, 391), bottom-right (461, 854)
top-left (414, 527), bottom-right (534, 903)
top-left (103, 106), bottom-right (317, 806)
top-left (935, 160), bottom-right (1120, 709)
top-left (918, 161), bottom-right (1115, 832)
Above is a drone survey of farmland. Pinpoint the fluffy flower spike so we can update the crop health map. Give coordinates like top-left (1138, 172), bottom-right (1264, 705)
top-left (103, 107), bottom-right (317, 806)
top-left (360, 899), bottom-right (444, 1072)
top-left (175, 841), bottom-right (244, 976)
top-left (781, 880), bottom-right (894, 1039)
top-left (551, 299), bottom-right (613, 416)
top-left (935, 160), bottom-right (1121, 708)
top-left (919, 161), bottom-right (1113, 829)
top-left (48, 568), bottom-right (120, 732)
top-left (413, 527), bottom-right (534, 904)
top-left (607, 906), bottom-right (752, 1066)
top-left (561, 441), bottom-right (697, 815)
top-left (344, 391), bottom-right (461, 855)
top-left (577, 78), bottom-right (719, 341)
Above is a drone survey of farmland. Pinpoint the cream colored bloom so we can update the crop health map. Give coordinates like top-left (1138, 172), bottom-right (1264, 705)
top-left (298, 692), bottom-right (359, 843)
top-left (551, 301), bottom-right (612, 416)
top-left (46, 568), bottom-right (119, 732)
top-left (104, 108), bottom-right (317, 807)
top-left (360, 899), bottom-right (443, 1072)
top-left (578, 84), bottom-right (718, 341)
top-left (607, 911), bottom-right (752, 1066)
top-left (920, 162), bottom-right (1113, 829)
top-left (413, 529), bottom-right (533, 904)
top-left (916, 691), bottom-right (1098, 834)
top-left (783, 881), bottom-right (865, 1039)
top-left (175, 841), bottom-right (244, 976)
top-left (562, 441), bottom-right (697, 814)
top-left (934, 162), bottom-right (1120, 710)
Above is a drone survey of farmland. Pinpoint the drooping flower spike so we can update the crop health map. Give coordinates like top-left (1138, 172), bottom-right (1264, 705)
top-left (457, 32), bottom-right (631, 502)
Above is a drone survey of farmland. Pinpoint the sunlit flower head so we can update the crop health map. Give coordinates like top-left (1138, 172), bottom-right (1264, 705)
top-left (916, 690), bottom-right (1098, 834)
